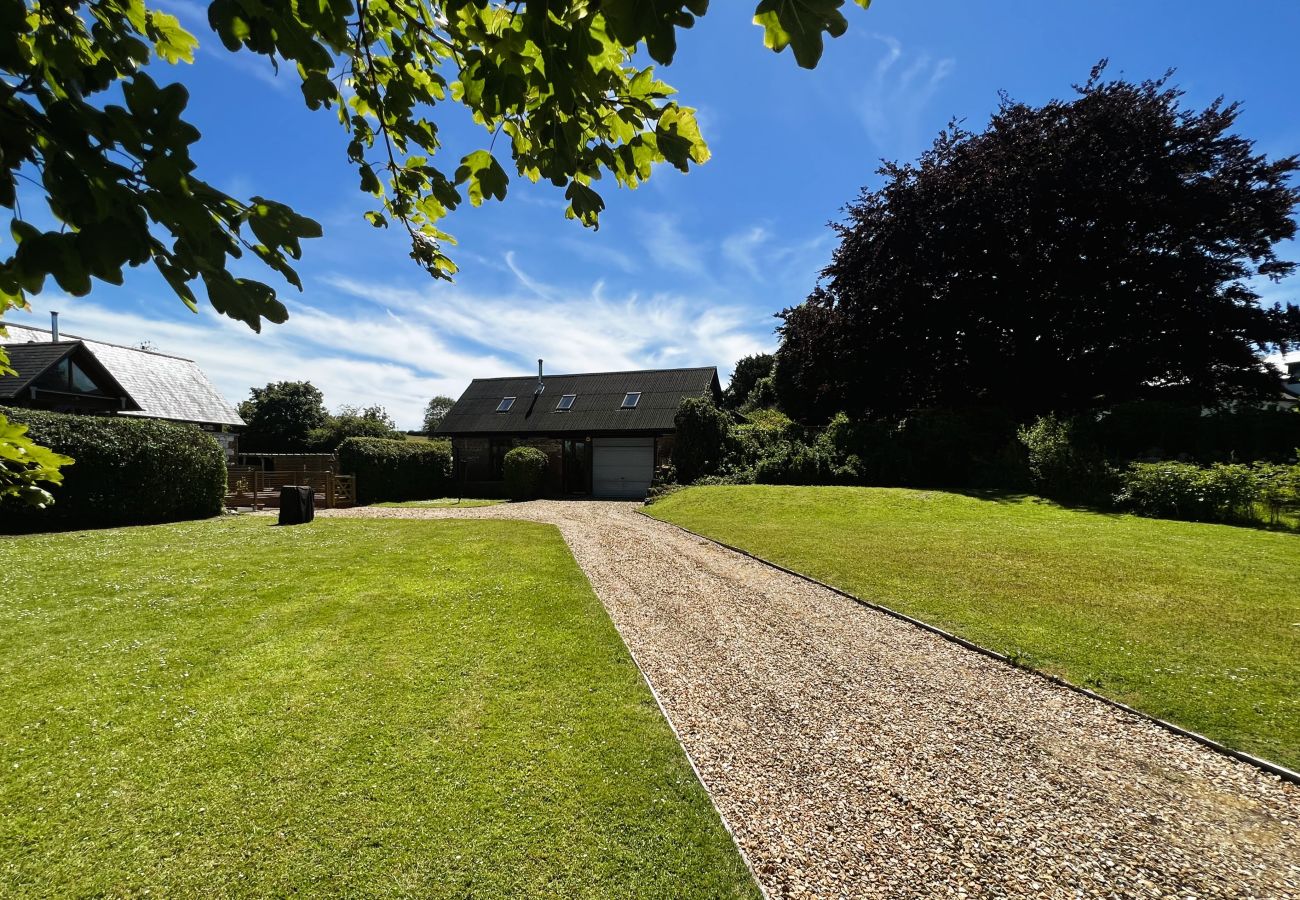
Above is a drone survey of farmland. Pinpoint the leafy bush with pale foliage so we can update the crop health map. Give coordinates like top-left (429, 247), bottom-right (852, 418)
top-left (1018, 415), bottom-right (1116, 505)
top-left (1115, 461), bottom-right (1300, 526)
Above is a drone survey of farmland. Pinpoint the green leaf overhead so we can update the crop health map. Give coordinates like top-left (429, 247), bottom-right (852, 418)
top-left (2, 0), bottom-right (872, 329)
top-left (455, 150), bottom-right (509, 207)
top-left (753, 0), bottom-right (870, 69)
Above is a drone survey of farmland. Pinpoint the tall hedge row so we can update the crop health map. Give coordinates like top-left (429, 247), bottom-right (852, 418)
top-left (337, 437), bottom-right (452, 504)
top-left (0, 407), bottom-right (227, 532)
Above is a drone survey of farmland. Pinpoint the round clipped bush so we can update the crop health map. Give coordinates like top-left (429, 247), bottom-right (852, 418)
top-left (0, 406), bottom-right (227, 532)
top-left (503, 446), bottom-right (547, 500)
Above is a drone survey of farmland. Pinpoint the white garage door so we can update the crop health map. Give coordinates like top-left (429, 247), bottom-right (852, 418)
top-left (592, 438), bottom-right (654, 499)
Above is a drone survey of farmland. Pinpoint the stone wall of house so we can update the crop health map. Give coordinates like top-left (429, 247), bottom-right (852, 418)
top-left (452, 436), bottom-right (493, 482)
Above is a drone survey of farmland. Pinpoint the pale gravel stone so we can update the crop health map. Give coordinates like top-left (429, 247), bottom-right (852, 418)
top-left (316, 500), bottom-right (1300, 899)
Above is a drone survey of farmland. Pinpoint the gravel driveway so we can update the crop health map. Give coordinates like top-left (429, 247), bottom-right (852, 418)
top-left (321, 500), bottom-right (1300, 899)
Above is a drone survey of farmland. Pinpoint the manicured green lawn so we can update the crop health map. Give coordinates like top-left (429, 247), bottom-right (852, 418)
top-left (373, 498), bottom-right (504, 508)
top-left (648, 486), bottom-right (1300, 770)
top-left (0, 517), bottom-right (756, 898)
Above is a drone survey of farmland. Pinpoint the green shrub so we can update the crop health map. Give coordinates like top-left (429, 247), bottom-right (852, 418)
top-left (338, 437), bottom-right (452, 505)
top-left (754, 441), bottom-right (832, 485)
top-left (1115, 462), bottom-right (1259, 523)
top-left (503, 446), bottom-right (548, 501)
top-left (673, 396), bottom-right (734, 484)
top-left (1249, 463), bottom-right (1300, 525)
top-left (688, 472), bottom-right (755, 487)
top-left (0, 407), bottom-right (226, 532)
top-left (815, 413), bottom-right (905, 485)
top-left (1018, 414), bottom-right (1116, 505)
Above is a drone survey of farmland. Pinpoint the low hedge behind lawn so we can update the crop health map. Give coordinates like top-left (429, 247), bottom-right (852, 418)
top-left (338, 436), bottom-right (453, 505)
top-left (0, 406), bottom-right (227, 532)
top-left (1116, 460), bottom-right (1300, 526)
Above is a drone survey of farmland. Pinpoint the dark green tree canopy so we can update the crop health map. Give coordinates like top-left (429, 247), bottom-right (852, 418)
top-left (723, 352), bottom-right (774, 410)
top-left (775, 65), bottom-right (1300, 424)
top-left (238, 381), bottom-right (329, 453)
top-left (423, 394), bottom-right (456, 433)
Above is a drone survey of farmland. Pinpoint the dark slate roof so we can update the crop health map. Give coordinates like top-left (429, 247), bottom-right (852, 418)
top-left (2, 324), bottom-right (244, 426)
top-left (0, 342), bottom-right (76, 399)
top-left (0, 341), bottom-right (141, 411)
top-left (437, 366), bottom-right (720, 436)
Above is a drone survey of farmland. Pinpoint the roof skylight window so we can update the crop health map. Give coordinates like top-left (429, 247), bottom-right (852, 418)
top-left (496, 396), bottom-right (515, 412)
top-left (621, 391), bottom-right (641, 409)
top-left (556, 394), bottom-right (576, 411)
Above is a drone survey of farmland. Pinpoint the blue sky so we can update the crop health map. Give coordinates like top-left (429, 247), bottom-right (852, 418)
top-left (10, 0), bottom-right (1300, 427)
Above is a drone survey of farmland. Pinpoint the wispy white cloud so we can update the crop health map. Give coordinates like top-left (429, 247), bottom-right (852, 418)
top-left (720, 223), bottom-right (833, 289)
top-left (859, 34), bottom-right (955, 157)
top-left (722, 226), bottom-right (772, 279)
top-left (324, 273), bottom-right (773, 382)
top-left (636, 213), bottom-right (707, 276)
top-left (8, 258), bottom-right (776, 429)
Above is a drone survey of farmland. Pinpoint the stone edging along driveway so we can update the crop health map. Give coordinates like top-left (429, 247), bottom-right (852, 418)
top-left (319, 501), bottom-right (1300, 900)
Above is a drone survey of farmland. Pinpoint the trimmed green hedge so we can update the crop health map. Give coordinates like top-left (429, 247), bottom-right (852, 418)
top-left (338, 437), bottom-right (452, 505)
top-left (0, 407), bottom-right (227, 532)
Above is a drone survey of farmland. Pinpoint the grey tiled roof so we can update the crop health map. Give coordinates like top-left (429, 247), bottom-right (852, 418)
top-left (437, 366), bottom-right (720, 436)
top-left (2, 323), bottom-right (244, 426)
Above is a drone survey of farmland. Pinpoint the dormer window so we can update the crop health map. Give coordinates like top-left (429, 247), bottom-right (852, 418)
top-left (620, 391), bottom-right (641, 409)
top-left (496, 396), bottom-right (515, 412)
top-left (556, 394), bottom-right (576, 411)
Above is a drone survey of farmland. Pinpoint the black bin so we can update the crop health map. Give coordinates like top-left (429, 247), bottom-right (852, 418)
top-left (278, 485), bottom-right (315, 525)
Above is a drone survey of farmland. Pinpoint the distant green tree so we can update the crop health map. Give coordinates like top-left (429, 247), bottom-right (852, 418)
top-left (723, 353), bottom-right (775, 410)
top-left (238, 382), bottom-right (329, 453)
top-left (309, 405), bottom-right (402, 451)
top-left (423, 395), bottom-right (457, 434)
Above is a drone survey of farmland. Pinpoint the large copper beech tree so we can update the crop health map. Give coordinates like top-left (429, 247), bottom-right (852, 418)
top-left (0, 0), bottom-right (871, 504)
top-left (774, 65), bottom-right (1300, 424)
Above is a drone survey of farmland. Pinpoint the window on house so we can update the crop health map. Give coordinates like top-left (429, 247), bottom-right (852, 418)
top-left (556, 394), bottom-right (576, 411)
top-left (496, 396), bottom-right (515, 412)
top-left (621, 391), bottom-right (641, 409)
top-left (33, 358), bottom-right (105, 396)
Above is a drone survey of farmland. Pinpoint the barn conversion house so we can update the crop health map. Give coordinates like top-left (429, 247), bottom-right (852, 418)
top-left (438, 364), bottom-right (720, 499)
top-left (0, 318), bottom-right (244, 459)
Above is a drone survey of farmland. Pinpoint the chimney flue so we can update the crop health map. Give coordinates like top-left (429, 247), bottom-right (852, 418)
top-left (535, 358), bottom-right (545, 395)
top-left (50, 311), bottom-right (59, 341)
